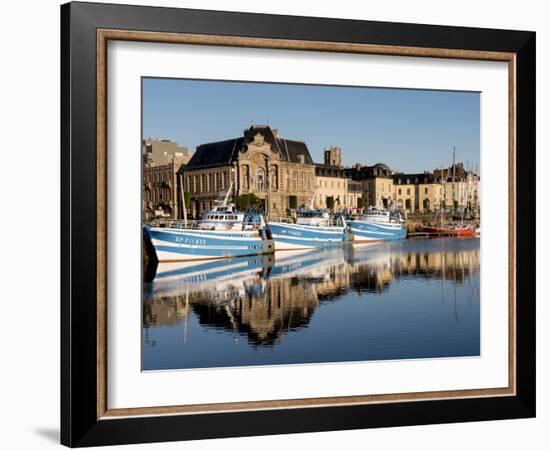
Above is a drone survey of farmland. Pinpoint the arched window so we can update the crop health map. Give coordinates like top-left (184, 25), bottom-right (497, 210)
top-left (256, 168), bottom-right (265, 192)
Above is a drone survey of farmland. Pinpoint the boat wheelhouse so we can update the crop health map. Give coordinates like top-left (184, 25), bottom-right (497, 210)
top-left (268, 207), bottom-right (348, 251)
top-left (348, 209), bottom-right (407, 242)
top-left (144, 184), bottom-right (274, 262)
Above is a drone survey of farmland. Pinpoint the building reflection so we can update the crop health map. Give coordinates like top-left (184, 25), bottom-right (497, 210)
top-left (143, 238), bottom-right (480, 346)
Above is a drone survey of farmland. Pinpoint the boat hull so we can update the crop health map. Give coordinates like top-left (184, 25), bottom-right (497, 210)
top-left (349, 220), bottom-right (407, 242)
top-left (422, 227), bottom-right (475, 237)
top-left (144, 226), bottom-right (274, 262)
top-left (268, 222), bottom-right (347, 250)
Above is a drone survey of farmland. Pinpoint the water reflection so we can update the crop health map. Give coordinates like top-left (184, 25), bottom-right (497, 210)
top-left (143, 238), bottom-right (480, 369)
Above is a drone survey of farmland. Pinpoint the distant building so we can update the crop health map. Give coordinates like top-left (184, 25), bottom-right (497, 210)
top-left (347, 179), bottom-right (363, 210)
top-left (314, 164), bottom-right (348, 210)
top-left (393, 172), bottom-right (442, 212)
top-left (433, 162), bottom-right (480, 212)
top-left (345, 163), bottom-right (394, 209)
top-left (143, 156), bottom-right (188, 220)
top-left (324, 146), bottom-right (343, 167)
top-left (142, 138), bottom-right (192, 166)
top-left (183, 125), bottom-right (316, 217)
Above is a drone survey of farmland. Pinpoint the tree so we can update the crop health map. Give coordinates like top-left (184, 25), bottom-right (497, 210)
top-left (326, 196), bottom-right (335, 210)
top-left (357, 197), bottom-right (364, 209)
top-left (288, 195), bottom-right (298, 210)
top-left (236, 193), bottom-right (261, 210)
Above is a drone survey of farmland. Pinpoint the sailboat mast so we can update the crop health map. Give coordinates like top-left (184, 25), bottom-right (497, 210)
top-left (452, 146), bottom-right (456, 217)
top-left (222, 182), bottom-right (234, 207)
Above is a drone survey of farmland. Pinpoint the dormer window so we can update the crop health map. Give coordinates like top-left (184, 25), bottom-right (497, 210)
top-left (298, 154), bottom-right (305, 164)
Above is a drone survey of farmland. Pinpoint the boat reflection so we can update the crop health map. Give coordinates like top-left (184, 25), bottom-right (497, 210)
top-left (143, 238), bottom-right (480, 347)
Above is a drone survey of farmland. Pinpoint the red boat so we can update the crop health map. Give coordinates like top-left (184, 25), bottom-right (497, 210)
top-left (422, 225), bottom-right (475, 237)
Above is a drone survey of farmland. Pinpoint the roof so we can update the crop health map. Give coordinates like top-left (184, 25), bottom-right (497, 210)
top-left (186, 125), bottom-right (314, 168)
top-left (393, 172), bottom-right (438, 184)
top-left (315, 164), bottom-right (346, 178)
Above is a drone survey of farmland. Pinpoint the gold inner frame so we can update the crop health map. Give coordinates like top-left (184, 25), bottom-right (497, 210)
top-left (96, 29), bottom-right (517, 420)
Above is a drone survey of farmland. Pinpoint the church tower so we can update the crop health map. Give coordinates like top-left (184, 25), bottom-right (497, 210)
top-left (324, 146), bottom-right (342, 167)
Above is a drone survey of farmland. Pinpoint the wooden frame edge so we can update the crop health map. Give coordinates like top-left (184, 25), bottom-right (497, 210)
top-left (95, 28), bottom-right (517, 420)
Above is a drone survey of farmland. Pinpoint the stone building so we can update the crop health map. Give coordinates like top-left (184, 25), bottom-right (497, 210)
top-left (324, 145), bottom-right (343, 167)
top-left (183, 125), bottom-right (316, 218)
top-left (314, 164), bottom-right (348, 210)
top-left (347, 179), bottom-right (363, 211)
top-left (433, 163), bottom-right (480, 212)
top-left (143, 155), bottom-right (188, 220)
top-left (393, 172), bottom-right (442, 213)
top-left (314, 148), bottom-right (362, 211)
top-left (142, 138), bottom-right (192, 165)
top-left (345, 163), bottom-right (394, 209)
top-left (142, 139), bottom-right (192, 220)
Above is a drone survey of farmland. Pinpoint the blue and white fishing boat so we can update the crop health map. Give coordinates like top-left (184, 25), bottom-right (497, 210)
top-left (268, 195), bottom-right (348, 251)
top-left (144, 184), bottom-right (274, 262)
top-left (348, 209), bottom-right (407, 242)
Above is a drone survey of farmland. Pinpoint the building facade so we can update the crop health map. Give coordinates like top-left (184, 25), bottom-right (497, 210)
top-left (142, 139), bottom-right (193, 220)
top-left (393, 173), bottom-right (442, 213)
top-left (434, 163), bottom-right (480, 212)
top-left (143, 138), bottom-right (192, 165)
top-left (143, 156), bottom-right (188, 220)
top-left (183, 125), bottom-right (316, 218)
top-left (345, 163), bottom-right (394, 209)
top-left (314, 164), bottom-right (348, 210)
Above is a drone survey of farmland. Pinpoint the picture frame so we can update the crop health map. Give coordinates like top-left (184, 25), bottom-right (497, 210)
top-left (60, 1), bottom-right (536, 447)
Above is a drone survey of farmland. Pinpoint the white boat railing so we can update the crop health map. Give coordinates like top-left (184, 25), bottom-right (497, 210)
top-left (146, 218), bottom-right (265, 231)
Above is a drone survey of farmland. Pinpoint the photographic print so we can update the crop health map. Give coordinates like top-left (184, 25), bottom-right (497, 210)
top-left (141, 78), bottom-right (481, 371)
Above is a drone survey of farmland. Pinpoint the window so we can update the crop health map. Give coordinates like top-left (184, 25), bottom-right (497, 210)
top-left (398, 188), bottom-right (402, 195)
top-left (292, 172), bottom-right (297, 190)
top-left (301, 172), bottom-right (305, 190)
top-left (425, 187), bottom-right (428, 195)
top-left (407, 188), bottom-right (410, 195)
top-left (256, 168), bottom-right (265, 191)
top-left (216, 172), bottom-right (222, 191)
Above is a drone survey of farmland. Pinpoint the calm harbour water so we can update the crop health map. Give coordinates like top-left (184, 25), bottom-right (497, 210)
top-left (142, 237), bottom-right (480, 370)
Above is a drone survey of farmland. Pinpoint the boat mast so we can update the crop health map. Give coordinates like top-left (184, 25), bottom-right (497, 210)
top-left (309, 187), bottom-right (317, 210)
top-left (222, 182), bottom-right (234, 207)
top-left (452, 146), bottom-right (456, 219)
top-left (179, 173), bottom-right (188, 227)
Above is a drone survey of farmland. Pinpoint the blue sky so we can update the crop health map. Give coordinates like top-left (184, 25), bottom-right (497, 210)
top-left (142, 78), bottom-right (480, 173)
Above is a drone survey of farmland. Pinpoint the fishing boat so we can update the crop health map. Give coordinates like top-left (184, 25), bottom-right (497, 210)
top-left (268, 194), bottom-right (348, 250)
top-left (348, 209), bottom-right (407, 242)
top-left (144, 184), bottom-right (274, 262)
top-left (422, 224), bottom-right (475, 237)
